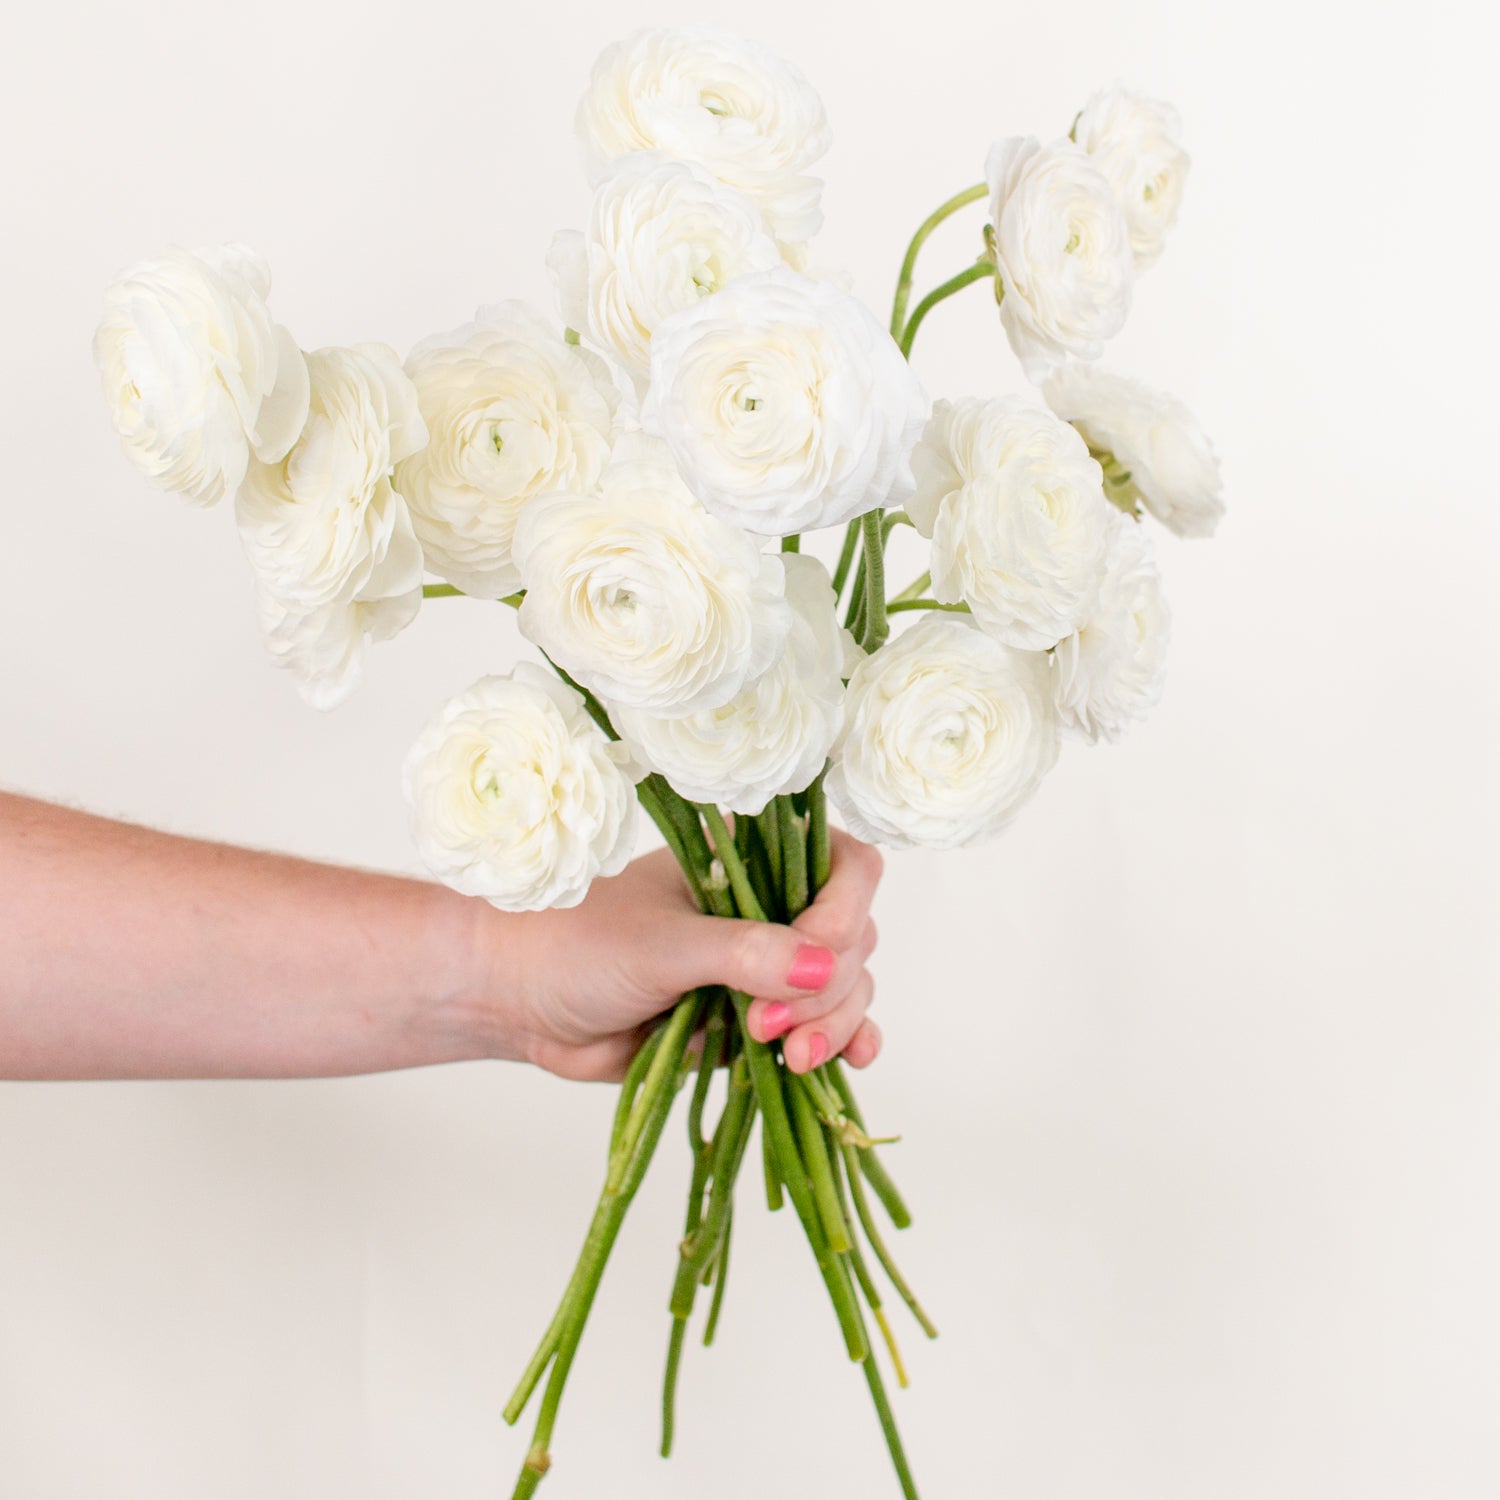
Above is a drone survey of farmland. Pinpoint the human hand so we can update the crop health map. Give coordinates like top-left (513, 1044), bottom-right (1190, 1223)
top-left (471, 829), bottom-right (884, 1082)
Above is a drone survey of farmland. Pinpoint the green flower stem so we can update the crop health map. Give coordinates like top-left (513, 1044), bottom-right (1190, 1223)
top-left (636, 781), bottom-right (710, 912)
top-left (610, 1024), bottom-right (666, 1160)
top-left (833, 1141), bottom-right (909, 1389)
top-left (700, 1202), bottom-right (733, 1346)
top-left (776, 796), bottom-right (809, 919)
top-left (743, 819), bottom-right (782, 923)
top-left (858, 1326), bottom-right (921, 1500)
top-left (828, 1058), bottom-right (913, 1230)
top-left (890, 181), bottom-right (988, 338)
top-left (421, 582), bottom-right (464, 599)
top-left (660, 1006), bottom-right (728, 1456)
top-left (842, 1141), bottom-right (938, 1341)
top-left (886, 599), bottom-right (971, 616)
top-left (509, 991), bottom-right (702, 1499)
top-left (788, 1072), bottom-right (854, 1255)
top-left (842, 548), bottom-right (867, 630)
top-left (699, 805), bottom-right (765, 922)
top-left (672, 1055), bottom-right (755, 1307)
top-left (781, 533), bottom-right (801, 553)
top-left (660, 1319), bottom-right (687, 1458)
top-left (728, 993), bottom-right (868, 1362)
top-left (832, 518), bottom-right (862, 599)
top-left (807, 770), bottom-right (832, 893)
top-left (543, 655), bottom-right (617, 741)
top-left (898, 258), bottom-right (995, 359)
top-left (882, 510), bottom-right (914, 543)
top-left (762, 1116), bottom-right (784, 1211)
top-left (858, 510), bottom-right (889, 652)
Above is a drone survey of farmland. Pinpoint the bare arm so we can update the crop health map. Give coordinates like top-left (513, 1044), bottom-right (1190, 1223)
top-left (0, 792), bottom-right (883, 1082)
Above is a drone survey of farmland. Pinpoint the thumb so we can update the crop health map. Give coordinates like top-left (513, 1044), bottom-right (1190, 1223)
top-left (651, 911), bottom-right (838, 1003)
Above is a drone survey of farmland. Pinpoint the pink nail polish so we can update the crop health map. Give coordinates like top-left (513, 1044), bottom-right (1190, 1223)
top-left (787, 943), bottom-right (836, 991)
top-left (760, 1002), bottom-right (792, 1039)
top-left (805, 1033), bottom-right (829, 1070)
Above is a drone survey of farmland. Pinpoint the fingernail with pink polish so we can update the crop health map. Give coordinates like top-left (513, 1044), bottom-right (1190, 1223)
top-left (787, 943), bottom-right (836, 991)
top-left (805, 1033), bottom-right (829, 1070)
top-left (759, 1002), bottom-right (792, 1040)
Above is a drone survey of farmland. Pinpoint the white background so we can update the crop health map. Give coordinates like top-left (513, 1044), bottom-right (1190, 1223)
top-left (2, 2), bottom-right (1496, 1497)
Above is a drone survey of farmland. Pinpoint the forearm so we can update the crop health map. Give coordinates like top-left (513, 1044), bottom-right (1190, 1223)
top-left (0, 793), bottom-right (502, 1080)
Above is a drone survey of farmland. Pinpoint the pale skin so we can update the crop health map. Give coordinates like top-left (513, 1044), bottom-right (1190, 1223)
top-left (0, 792), bottom-right (883, 1085)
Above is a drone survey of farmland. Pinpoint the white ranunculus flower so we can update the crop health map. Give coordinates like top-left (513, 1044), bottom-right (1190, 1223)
top-left (908, 396), bottom-right (1116, 651)
top-left (94, 243), bottom-right (309, 505)
top-left (1041, 363), bottom-right (1224, 538)
top-left (641, 266), bottom-right (927, 535)
top-left (236, 344), bottom-right (427, 707)
top-left (1073, 85), bottom-right (1189, 269)
top-left (576, 25), bottom-right (832, 250)
top-left (512, 435), bottom-right (791, 716)
top-left (403, 665), bottom-right (638, 911)
top-left (394, 304), bottom-right (621, 599)
top-left (827, 613), bottom-right (1060, 850)
top-left (611, 553), bottom-right (845, 813)
top-left (1051, 516), bottom-right (1171, 743)
top-left (547, 152), bottom-right (782, 384)
top-left (985, 136), bottom-right (1134, 381)
top-left (253, 582), bottom-right (422, 713)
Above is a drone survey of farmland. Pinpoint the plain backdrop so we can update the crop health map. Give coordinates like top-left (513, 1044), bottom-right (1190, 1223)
top-left (2, 2), bottom-right (1496, 1497)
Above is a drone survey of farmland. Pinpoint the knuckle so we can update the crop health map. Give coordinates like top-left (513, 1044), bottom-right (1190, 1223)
top-left (729, 921), bottom-right (777, 988)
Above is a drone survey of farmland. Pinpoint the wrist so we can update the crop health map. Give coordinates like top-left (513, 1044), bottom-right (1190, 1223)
top-left (429, 885), bottom-right (550, 1067)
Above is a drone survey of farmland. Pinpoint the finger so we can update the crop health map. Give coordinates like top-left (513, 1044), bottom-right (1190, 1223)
top-left (783, 970), bottom-right (875, 1074)
top-left (647, 909), bottom-right (841, 1006)
top-left (744, 919), bottom-right (877, 1043)
top-left (794, 831), bottom-right (884, 951)
top-left (841, 1017), bottom-right (882, 1070)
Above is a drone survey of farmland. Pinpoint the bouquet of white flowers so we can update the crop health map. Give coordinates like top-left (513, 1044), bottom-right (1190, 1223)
top-left (95, 25), bottom-right (1221, 1498)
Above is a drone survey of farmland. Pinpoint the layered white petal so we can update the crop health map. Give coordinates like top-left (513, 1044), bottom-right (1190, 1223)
top-left (611, 553), bottom-right (845, 813)
top-left (236, 344), bottom-right (427, 707)
top-left (909, 396), bottom-right (1115, 650)
top-left (985, 136), bottom-right (1134, 381)
top-left (551, 152), bottom-right (782, 385)
top-left (1051, 516), bottom-right (1171, 743)
top-left (93, 243), bottom-right (309, 505)
top-left (642, 266), bottom-right (927, 535)
top-left (828, 613), bottom-right (1060, 849)
top-left (576, 25), bottom-right (832, 248)
top-left (1042, 363), bottom-right (1224, 538)
top-left (513, 434), bottom-right (792, 716)
top-left (395, 303), bottom-right (621, 598)
top-left (403, 665), bottom-right (638, 911)
top-left (1074, 85), bottom-right (1190, 269)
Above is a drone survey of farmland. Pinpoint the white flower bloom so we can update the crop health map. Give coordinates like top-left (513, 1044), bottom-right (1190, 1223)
top-left (547, 152), bottom-right (782, 384)
top-left (908, 396), bottom-right (1115, 651)
top-left (642, 266), bottom-right (927, 535)
top-left (612, 553), bottom-right (845, 813)
top-left (512, 435), bottom-right (791, 716)
top-left (393, 304), bottom-right (620, 599)
top-left (576, 25), bottom-right (832, 249)
top-left (253, 582), bottom-right (421, 713)
top-left (985, 136), bottom-right (1134, 381)
top-left (403, 665), bottom-right (638, 911)
top-left (1041, 363), bottom-right (1224, 538)
top-left (236, 344), bottom-right (427, 707)
top-left (827, 613), bottom-right (1059, 850)
top-left (94, 243), bottom-right (309, 505)
top-left (1073, 85), bottom-right (1189, 269)
top-left (1051, 516), bottom-right (1171, 743)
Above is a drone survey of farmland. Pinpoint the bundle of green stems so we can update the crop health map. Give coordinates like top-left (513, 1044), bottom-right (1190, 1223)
top-left (498, 184), bottom-right (996, 1499)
